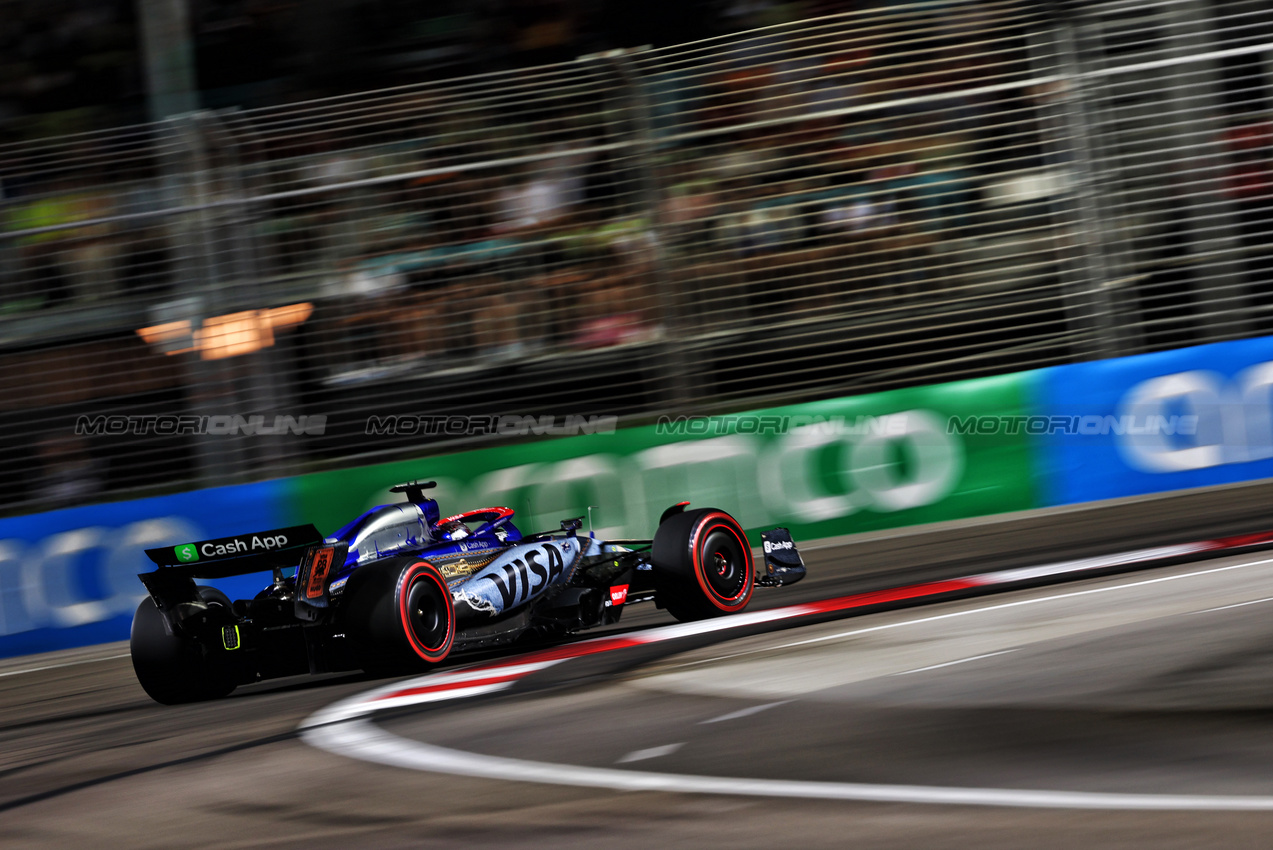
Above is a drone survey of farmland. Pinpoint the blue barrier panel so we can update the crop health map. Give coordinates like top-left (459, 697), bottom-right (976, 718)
top-left (0, 481), bottom-right (295, 659)
top-left (1035, 335), bottom-right (1273, 504)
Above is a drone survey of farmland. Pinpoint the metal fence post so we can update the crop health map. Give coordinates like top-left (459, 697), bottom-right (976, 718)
top-left (604, 49), bottom-right (695, 414)
top-left (162, 112), bottom-right (252, 487)
top-left (201, 113), bottom-right (295, 481)
top-left (1159, 0), bottom-right (1252, 343)
top-left (1042, 9), bottom-right (1127, 360)
top-left (135, 0), bottom-right (198, 122)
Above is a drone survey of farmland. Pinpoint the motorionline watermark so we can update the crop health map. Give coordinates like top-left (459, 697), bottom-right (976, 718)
top-left (365, 414), bottom-right (619, 437)
top-left (652, 413), bottom-right (1202, 438)
top-left (946, 414), bottom-right (1199, 436)
top-left (656, 414), bottom-right (911, 436)
top-left (75, 414), bottom-right (328, 436)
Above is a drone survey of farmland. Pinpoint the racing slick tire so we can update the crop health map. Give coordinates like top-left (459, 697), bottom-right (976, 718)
top-left (130, 586), bottom-right (237, 705)
top-left (340, 557), bottom-right (456, 676)
top-left (651, 507), bottom-right (755, 622)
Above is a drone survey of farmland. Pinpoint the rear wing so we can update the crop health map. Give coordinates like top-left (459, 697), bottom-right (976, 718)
top-left (143, 524), bottom-right (324, 578)
top-left (141, 524), bottom-right (346, 627)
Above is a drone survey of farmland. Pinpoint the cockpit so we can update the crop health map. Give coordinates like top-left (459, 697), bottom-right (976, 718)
top-left (330, 480), bottom-right (522, 568)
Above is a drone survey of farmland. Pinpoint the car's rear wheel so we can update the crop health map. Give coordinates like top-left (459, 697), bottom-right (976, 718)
top-left (130, 586), bottom-right (237, 704)
top-left (398, 561), bottom-right (455, 663)
top-left (651, 507), bottom-right (755, 621)
top-left (341, 558), bottom-right (455, 675)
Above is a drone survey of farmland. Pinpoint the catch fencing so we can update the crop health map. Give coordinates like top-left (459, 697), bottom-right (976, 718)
top-left (0, 0), bottom-right (1270, 511)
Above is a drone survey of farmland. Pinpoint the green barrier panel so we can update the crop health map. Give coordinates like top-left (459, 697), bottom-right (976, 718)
top-left (290, 371), bottom-right (1042, 543)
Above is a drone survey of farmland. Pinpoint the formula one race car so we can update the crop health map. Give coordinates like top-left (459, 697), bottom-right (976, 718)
top-left (131, 481), bottom-right (806, 704)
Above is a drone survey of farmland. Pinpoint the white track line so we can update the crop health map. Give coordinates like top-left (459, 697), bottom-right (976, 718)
top-left (303, 719), bottom-right (1273, 811)
top-left (699, 701), bottom-right (791, 724)
top-left (891, 650), bottom-right (1017, 677)
top-left (1189, 596), bottom-right (1273, 615)
top-left (617, 743), bottom-right (683, 764)
top-left (0, 653), bottom-right (131, 679)
top-left (978, 543), bottom-right (1209, 585)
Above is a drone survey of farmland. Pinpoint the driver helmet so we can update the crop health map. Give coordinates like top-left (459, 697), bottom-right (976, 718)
top-left (435, 518), bottom-right (472, 541)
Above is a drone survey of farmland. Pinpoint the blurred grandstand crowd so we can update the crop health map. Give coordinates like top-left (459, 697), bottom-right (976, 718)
top-left (0, 0), bottom-right (1049, 357)
top-left (0, 0), bottom-right (863, 141)
top-left (0, 0), bottom-right (1271, 509)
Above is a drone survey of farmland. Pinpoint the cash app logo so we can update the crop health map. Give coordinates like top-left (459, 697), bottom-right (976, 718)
top-left (176, 544), bottom-right (200, 562)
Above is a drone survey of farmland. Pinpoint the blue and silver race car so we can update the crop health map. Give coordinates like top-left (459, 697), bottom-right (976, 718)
top-left (131, 480), bottom-right (806, 704)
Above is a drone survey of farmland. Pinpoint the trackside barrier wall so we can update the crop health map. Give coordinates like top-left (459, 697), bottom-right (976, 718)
top-left (7, 333), bottom-right (1273, 658)
top-left (1036, 335), bottom-right (1273, 503)
top-left (0, 482), bottom-right (297, 658)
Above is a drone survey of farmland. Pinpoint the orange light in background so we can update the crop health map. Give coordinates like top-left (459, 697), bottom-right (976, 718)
top-left (196, 310), bottom-right (274, 360)
top-left (135, 320), bottom-right (195, 355)
top-left (135, 303), bottom-right (313, 360)
top-left (136, 319), bottom-right (190, 345)
top-left (263, 302), bottom-right (313, 332)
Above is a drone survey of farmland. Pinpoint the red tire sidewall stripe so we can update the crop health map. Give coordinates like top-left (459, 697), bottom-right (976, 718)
top-left (690, 513), bottom-right (754, 612)
top-left (397, 562), bottom-right (455, 663)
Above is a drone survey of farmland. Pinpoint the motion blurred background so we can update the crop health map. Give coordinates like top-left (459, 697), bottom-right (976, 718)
top-left (0, 0), bottom-right (1269, 513)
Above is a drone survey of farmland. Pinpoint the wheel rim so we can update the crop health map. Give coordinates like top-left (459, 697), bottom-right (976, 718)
top-left (699, 528), bottom-right (747, 602)
top-left (404, 572), bottom-right (450, 654)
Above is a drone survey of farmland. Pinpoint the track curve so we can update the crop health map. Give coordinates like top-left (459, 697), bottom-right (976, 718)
top-left (304, 552), bottom-right (1273, 811)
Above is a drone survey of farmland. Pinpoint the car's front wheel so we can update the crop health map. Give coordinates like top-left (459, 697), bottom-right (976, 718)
top-left (651, 507), bottom-right (755, 622)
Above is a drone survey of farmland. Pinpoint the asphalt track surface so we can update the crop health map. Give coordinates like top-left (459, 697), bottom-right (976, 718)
top-left (7, 480), bottom-right (1273, 848)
